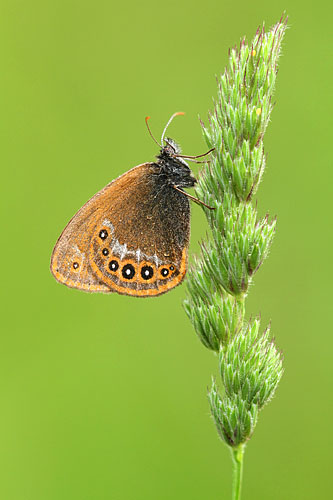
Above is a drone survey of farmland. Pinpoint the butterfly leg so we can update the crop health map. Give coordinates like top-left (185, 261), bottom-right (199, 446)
top-left (172, 185), bottom-right (215, 210)
top-left (175, 148), bottom-right (215, 159)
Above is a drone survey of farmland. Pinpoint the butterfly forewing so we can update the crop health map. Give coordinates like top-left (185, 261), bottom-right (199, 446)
top-left (51, 203), bottom-right (111, 293)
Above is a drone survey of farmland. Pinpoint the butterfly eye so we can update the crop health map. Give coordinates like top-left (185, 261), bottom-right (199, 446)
top-left (99, 229), bottom-right (108, 240)
top-left (141, 265), bottom-right (154, 280)
top-left (159, 265), bottom-right (176, 279)
top-left (109, 260), bottom-right (119, 272)
top-left (122, 264), bottom-right (136, 280)
top-left (72, 262), bottom-right (79, 270)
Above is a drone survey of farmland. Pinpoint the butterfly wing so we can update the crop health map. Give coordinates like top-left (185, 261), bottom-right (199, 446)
top-left (51, 163), bottom-right (190, 297)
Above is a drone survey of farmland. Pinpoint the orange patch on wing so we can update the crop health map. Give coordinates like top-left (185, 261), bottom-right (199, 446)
top-left (89, 248), bottom-right (188, 297)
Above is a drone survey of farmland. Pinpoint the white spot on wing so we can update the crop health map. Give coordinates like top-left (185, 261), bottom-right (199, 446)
top-left (112, 240), bottom-right (135, 260)
top-left (120, 243), bottom-right (127, 260)
top-left (102, 219), bottom-right (115, 233)
top-left (109, 231), bottom-right (164, 266)
top-left (73, 245), bottom-right (85, 260)
top-left (154, 254), bottom-right (162, 267)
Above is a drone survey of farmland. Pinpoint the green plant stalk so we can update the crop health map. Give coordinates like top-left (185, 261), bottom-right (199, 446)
top-left (184, 15), bottom-right (287, 500)
top-left (231, 444), bottom-right (245, 500)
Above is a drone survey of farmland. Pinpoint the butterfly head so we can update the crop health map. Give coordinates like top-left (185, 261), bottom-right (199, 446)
top-left (156, 137), bottom-right (196, 189)
top-left (145, 113), bottom-right (214, 189)
top-left (159, 136), bottom-right (191, 167)
top-left (161, 137), bottom-right (181, 156)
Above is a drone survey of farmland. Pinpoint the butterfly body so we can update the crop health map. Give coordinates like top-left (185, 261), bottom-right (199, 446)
top-left (51, 136), bottom-right (197, 297)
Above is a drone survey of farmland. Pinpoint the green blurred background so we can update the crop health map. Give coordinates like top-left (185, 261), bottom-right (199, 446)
top-left (1, 0), bottom-right (330, 498)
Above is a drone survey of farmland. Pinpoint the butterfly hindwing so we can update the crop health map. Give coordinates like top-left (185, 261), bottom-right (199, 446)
top-left (51, 163), bottom-right (190, 297)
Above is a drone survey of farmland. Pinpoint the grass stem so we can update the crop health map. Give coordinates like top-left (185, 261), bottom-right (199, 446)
top-left (231, 444), bottom-right (245, 500)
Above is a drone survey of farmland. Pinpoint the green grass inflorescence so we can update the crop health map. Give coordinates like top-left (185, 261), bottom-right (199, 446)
top-left (183, 15), bottom-right (288, 500)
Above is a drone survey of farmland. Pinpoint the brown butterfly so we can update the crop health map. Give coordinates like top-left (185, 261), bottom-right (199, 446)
top-left (50, 113), bottom-right (214, 297)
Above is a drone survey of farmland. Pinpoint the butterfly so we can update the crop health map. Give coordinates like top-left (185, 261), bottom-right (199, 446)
top-left (50, 112), bottom-right (214, 297)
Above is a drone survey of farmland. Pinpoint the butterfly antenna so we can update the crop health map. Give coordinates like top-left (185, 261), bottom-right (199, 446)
top-left (161, 112), bottom-right (185, 145)
top-left (145, 116), bottom-right (162, 148)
